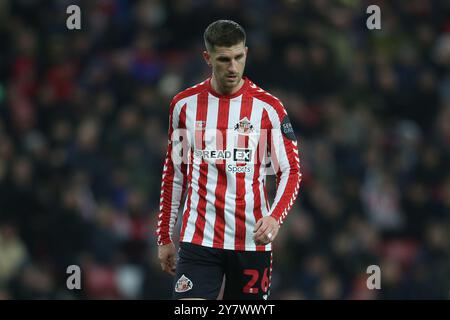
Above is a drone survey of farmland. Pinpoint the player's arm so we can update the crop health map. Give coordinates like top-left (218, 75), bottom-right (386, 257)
top-left (156, 98), bottom-right (188, 274)
top-left (267, 108), bottom-right (301, 225)
top-left (254, 102), bottom-right (301, 245)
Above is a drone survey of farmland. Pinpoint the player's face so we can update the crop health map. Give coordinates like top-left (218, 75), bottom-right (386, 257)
top-left (205, 42), bottom-right (248, 92)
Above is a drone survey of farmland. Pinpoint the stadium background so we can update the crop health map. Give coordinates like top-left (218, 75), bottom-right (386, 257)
top-left (0, 0), bottom-right (449, 299)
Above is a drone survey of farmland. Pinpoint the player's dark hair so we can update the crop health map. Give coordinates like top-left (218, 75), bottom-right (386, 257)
top-left (204, 20), bottom-right (246, 52)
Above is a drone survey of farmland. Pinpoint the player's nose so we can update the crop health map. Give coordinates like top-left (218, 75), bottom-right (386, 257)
top-left (228, 60), bottom-right (238, 73)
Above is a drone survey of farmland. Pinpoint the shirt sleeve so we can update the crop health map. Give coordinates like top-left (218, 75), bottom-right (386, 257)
top-left (267, 103), bottom-right (302, 226)
top-left (156, 99), bottom-right (188, 245)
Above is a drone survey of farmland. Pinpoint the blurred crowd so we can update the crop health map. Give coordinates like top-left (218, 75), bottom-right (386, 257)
top-left (1, 0), bottom-right (450, 299)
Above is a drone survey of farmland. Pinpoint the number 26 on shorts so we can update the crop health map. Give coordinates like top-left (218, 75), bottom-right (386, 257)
top-left (243, 268), bottom-right (269, 294)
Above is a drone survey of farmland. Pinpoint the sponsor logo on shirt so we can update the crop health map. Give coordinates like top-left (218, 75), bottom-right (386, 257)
top-left (227, 164), bottom-right (253, 173)
top-left (194, 148), bottom-right (253, 162)
top-left (194, 149), bottom-right (232, 160)
top-left (233, 148), bottom-right (252, 162)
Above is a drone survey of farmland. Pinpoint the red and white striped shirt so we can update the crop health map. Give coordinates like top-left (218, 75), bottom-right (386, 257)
top-left (157, 77), bottom-right (301, 251)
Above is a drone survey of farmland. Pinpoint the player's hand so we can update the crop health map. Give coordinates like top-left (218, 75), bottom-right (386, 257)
top-left (158, 242), bottom-right (177, 276)
top-left (253, 216), bottom-right (279, 245)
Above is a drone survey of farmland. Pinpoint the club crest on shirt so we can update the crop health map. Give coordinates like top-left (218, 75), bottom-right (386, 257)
top-left (234, 117), bottom-right (254, 135)
top-left (195, 120), bottom-right (206, 130)
top-left (175, 274), bottom-right (193, 293)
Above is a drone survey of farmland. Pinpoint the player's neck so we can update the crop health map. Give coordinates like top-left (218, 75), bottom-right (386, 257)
top-left (210, 76), bottom-right (244, 96)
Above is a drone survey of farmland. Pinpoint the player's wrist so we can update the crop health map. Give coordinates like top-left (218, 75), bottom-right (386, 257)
top-left (268, 214), bottom-right (280, 227)
top-left (157, 238), bottom-right (173, 246)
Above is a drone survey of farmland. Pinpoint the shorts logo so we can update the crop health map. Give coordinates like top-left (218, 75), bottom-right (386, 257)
top-left (234, 117), bottom-right (254, 135)
top-left (175, 274), bottom-right (193, 293)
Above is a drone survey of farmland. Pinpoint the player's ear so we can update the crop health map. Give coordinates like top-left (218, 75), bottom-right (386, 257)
top-left (203, 50), bottom-right (212, 67)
